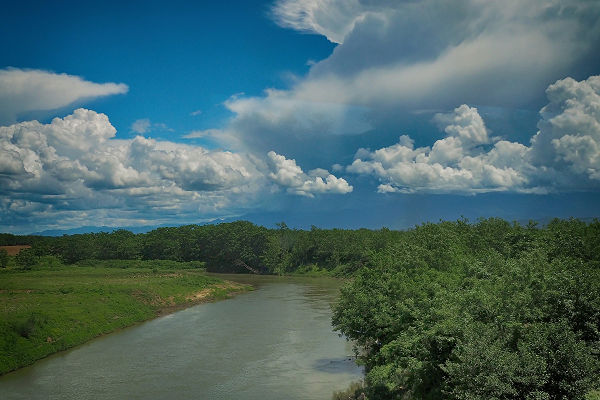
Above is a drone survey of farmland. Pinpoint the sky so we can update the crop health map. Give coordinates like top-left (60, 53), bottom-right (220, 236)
top-left (1, 0), bottom-right (600, 234)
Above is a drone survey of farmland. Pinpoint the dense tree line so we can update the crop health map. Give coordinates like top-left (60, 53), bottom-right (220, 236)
top-left (2, 218), bottom-right (599, 397)
top-left (332, 218), bottom-right (600, 399)
top-left (0, 222), bottom-right (271, 273)
top-left (0, 220), bottom-right (405, 274)
top-left (2, 218), bottom-right (598, 274)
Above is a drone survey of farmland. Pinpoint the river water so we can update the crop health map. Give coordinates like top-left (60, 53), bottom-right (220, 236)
top-left (0, 275), bottom-right (363, 399)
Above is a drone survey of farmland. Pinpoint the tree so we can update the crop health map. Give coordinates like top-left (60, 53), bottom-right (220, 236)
top-left (15, 248), bottom-right (37, 269)
top-left (0, 249), bottom-right (8, 268)
top-left (332, 222), bottom-right (600, 399)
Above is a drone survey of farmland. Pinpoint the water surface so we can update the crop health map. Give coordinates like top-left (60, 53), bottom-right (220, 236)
top-left (0, 275), bottom-right (362, 399)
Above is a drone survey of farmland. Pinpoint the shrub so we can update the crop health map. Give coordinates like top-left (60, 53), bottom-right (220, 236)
top-left (15, 248), bottom-right (37, 270)
top-left (37, 255), bottom-right (64, 269)
top-left (332, 381), bottom-right (367, 400)
top-left (0, 249), bottom-right (8, 268)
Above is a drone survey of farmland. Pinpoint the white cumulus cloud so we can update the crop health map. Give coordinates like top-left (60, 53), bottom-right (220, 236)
top-left (347, 76), bottom-right (600, 194)
top-left (0, 109), bottom-right (266, 227)
top-left (267, 151), bottom-right (353, 197)
top-left (529, 75), bottom-right (600, 185)
top-left (0, 108), bottom-right (353, 231)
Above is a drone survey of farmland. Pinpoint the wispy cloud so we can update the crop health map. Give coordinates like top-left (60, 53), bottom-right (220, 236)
top-left (182, 128), bottom-right (223, 139)
top-left (216, 0), bottom-right (600, 157)
top-left (271, 0), bottom-right (368, 44)
top-left (130, 119), bottom-right (173, 134)
top-left (131, 119), bottom-right (151, 134)
top-left (0, 68), bottom-right (128, 124)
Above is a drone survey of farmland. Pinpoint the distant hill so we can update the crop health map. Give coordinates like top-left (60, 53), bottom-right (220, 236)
top-left (32, 225), bottom-right (168, 236)
top-left (25, 215), bottom-right (600, 236)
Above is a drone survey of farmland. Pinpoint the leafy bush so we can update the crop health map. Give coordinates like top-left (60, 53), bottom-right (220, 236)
top-left (294, 263), bottom-right (329, 276)
top-left (332, 381), bottom-right (367, 400)
top-left (15, 248), bottom-right (37, 269)
top-left (586, 390), bottom-right (600, 400)
top-left (36, 255), bottom-right (64, 269)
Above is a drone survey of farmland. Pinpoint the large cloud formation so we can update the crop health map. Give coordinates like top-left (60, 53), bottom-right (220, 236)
top-left (1, 74), bottom-right (598, 232)
top-left (0, 109), bottom-right (351, 231)
top-left (218, 0), bottom-right (600, 156)
top-left (0, 68), bottom-right (128, 124)
top-left (347, 75), bottom-right (600, 194)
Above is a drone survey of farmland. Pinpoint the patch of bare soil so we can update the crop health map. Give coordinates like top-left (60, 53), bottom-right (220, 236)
top-left (155, 280), bottom-right (249, 316)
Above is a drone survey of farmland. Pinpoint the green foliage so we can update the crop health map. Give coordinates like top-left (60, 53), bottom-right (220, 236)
top-left (293, 263), bottom-right (330, 276)
top-left (586, 390), bottom-right (600, 400)
top-left (0, 221), bottom-right (407, 275)
top-left (15, 248), bottom-right (37, 269)
top-left (0, 249), bottom-right (8, 268)
top-left (13, 312), bottom-right (48, 339)
top-left (332, 219), bottom-right (600, 399)
top-left (36, 255), bottom-right (64, 269)
top-left (75, 258), bottom-right (205, 270)
top-left (332, 381), bottom-right (367, 400)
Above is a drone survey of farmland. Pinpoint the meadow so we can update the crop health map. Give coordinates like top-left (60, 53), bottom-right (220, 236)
top-left (0, 263), bottom-right (247, 375)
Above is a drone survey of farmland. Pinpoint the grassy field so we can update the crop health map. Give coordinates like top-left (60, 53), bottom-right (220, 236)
top-left (0, 264), bottom-right (248, 375)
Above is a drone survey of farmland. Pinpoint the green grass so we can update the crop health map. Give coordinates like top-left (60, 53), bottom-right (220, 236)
top-left (75, 258), bottom-right (206, 270)
top-left (0, 264), bottom-right (246, 375)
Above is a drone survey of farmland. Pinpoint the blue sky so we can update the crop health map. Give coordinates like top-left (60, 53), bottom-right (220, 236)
top-left (0, 0), bottom-right (334, 139)
top-left (1, 0), bottom-right (600, 233)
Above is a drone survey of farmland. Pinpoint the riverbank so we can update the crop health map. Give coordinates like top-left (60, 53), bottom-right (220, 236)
top-left (0, 276), bottom-right (362, 400)
top-left (0, 265), bottom-right (249, 375)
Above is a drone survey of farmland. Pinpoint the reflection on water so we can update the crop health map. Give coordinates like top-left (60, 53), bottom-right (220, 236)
top-left (0, 275), bottom-right (363, 400)
top-left (313, 357), bottom-right (359, 374)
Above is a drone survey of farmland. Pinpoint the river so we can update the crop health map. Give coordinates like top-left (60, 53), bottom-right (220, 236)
top-left (0, 275), bottom-right (363, 399)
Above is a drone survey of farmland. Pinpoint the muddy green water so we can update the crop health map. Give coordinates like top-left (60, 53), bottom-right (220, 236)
top-left (0, 275), bottom-right (362, 399)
